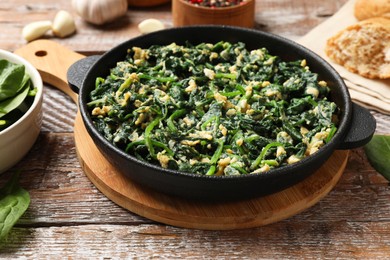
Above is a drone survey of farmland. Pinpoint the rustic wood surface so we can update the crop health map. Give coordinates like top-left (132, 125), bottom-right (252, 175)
top-left (1, 0), bottom-right (390, 258)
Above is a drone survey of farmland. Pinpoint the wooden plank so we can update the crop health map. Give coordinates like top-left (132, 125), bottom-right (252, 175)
top-left (1, 0), bottom-right (390, 256)
top-left (40, 86), bottom-right (77, 133)
top-left (1, 222), bottom-right (390, 258)
top-left (253, 0), bottom-right (349, 40)
top-left (0, 0), bottom-right (349, 53)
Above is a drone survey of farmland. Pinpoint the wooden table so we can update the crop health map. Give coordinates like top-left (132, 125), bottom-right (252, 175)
top-left (1, 0), bottom-right (390, 258)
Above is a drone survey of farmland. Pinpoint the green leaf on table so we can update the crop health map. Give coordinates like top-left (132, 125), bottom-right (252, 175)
top-left (0, 171), bottom-right (30, 240)
top-left (364, 135), bottom-right (390, 181)
top-left (0, 59), bottom-right (26, 101)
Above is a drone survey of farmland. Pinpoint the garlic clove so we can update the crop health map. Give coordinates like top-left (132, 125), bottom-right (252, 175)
top-left (138, 19), bottom-right (165, 34)
top-left (22, 20), bottom-right (52, 42)
top-left (52, 10), bottom-right (76, 38)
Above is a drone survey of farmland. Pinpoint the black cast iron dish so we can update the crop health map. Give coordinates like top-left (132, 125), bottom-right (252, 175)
top-left (68, 26), bottom-right (376, 201)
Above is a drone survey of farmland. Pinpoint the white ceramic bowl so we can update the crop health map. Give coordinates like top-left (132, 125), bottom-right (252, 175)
top-left (0, 49), bottom-right (43, 174)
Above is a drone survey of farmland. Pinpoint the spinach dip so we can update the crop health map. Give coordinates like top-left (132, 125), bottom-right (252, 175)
top-left (88, 41), bottom-right (339, 176)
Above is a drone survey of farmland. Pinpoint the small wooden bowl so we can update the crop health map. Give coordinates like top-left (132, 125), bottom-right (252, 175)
top-left (172, 0), bottom-right (255, 28)
top-left (128, 0), bottom-right (170, 7)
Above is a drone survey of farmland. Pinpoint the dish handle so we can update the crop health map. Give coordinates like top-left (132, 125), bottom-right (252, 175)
top-left (67, 55), bottom-right (101, 94)
top-left (337, 103), bottom-right (376, 150)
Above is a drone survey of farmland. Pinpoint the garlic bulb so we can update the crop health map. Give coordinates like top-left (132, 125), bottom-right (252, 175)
top-left (72, 0), bottom-right (128, 25)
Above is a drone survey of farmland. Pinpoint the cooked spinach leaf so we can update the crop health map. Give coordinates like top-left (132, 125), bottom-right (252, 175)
top-left (88, 41), bottom-right (339, 175)
top-left (364, 135), bottom-right (390, 181)
top-left (0, 171), bottom-right (30, 240)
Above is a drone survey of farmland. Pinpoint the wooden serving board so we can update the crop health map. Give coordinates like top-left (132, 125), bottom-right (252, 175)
top-left (15, 40), bottom-right (349, 230)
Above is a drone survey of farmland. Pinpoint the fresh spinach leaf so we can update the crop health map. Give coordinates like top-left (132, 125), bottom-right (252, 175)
top-left (0, 80), bottom-right (30, 118)
top-left (0, 60), bottom-right (25, 101)
top-left (0, 59), bottom-right (35, 131)
top-left (0, 171), bottom-right (30, 240)
top-left (364, 135), bottom-right (390, 181)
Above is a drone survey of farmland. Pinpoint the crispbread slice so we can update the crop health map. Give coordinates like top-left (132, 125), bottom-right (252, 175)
top-left (354, 0), bottom-right (390, 21)
top-left (325, 17), bottom-right (390, 79)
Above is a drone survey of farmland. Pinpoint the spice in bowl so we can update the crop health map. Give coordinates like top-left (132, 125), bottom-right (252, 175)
top-left (172, 0), bottom-right (255, 28)
top-left (186, 0), bottom-right (248, 8)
